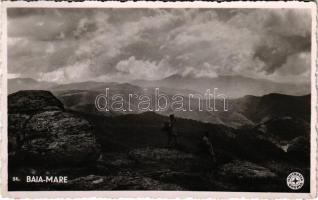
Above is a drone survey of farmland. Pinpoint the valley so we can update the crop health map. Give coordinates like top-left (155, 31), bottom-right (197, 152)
top-left (7, 77), bottom-right (311, 192)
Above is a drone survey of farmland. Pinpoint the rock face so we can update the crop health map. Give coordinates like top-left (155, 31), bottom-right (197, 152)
top-left (8, 90), bottom-right (64, 114)
top-left (8, 90), bottom-right (100, 165)
top-left (218, 160), bottom-right (277, 181)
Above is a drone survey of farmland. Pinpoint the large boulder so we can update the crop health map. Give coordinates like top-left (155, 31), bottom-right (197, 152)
top-left (21, 111), bottom-right (99, 165)
top-left (8, 90), bottom-right (64, 114)
top-left (8, 90), bottom-right (100, 166)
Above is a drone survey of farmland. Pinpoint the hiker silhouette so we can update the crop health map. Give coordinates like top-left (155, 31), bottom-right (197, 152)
top-left (162, 114), bottom-right (178, 147)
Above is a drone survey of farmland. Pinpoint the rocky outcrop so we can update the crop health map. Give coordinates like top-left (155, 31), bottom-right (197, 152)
top-left (218, 160), bottom-right (277, 181)
top-left (8, 90), bottom-right (100, 165)
top-left (8, 90), bottom-right (64, 114)
top-left (8, 114), bottom-right (31, 156)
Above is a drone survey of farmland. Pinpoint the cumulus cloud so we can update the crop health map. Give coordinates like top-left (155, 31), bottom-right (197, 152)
top-left (114, 56), bottom-right (175, 81)
top-left (37, 60), bottom-right (95, 83)
top-left (265, 52), bottom-right (311, 83)
top-left (227, 9), bottom-right (311, 74)
top-left (7, 8), bottom-right (312, 84)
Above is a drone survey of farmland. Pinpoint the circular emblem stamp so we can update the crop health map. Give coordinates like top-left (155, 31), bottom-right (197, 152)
top-left (286, 172), bottom-right (304, 190)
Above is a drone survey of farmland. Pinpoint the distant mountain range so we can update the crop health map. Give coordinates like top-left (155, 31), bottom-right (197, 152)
top-left (133, 74), bottom-right (310, 98)
top-left (53, 89), bottom-right (309, 129)
top-left (8, 77), bottom-right (310, 129)
top-left (9, 74), bottom-right (310, 98)
top-left (231, 93), bottom-right (310, 123)
top-left (8, 78), bottom-right (56, 94)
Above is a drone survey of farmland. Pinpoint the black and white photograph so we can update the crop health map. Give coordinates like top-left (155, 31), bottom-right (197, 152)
top-left (1, 1), bottom-right (317, 198)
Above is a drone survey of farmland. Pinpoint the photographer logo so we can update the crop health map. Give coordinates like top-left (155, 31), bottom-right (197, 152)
top-left (286, 172), bottom-right (304, 190)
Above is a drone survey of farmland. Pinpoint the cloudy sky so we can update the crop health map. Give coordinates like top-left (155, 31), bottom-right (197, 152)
top-left (7, 8), bottom-right (311, 84)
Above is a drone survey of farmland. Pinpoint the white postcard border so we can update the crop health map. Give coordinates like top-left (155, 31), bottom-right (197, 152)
top-left (0, 1), bottom-right (317, 199)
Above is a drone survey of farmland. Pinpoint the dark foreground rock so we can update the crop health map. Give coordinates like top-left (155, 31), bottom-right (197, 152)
top-left (8, 90), bottom-right (100, 165)
top-left (21, 110), bottom-right (99, 165)
top-left (8, 90), bottom-right (64, 114)
top-left (218, 160), bottom-right (277, 181)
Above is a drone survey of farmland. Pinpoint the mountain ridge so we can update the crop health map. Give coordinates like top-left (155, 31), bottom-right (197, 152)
top-left (133, 74), bottom-right (310, 98)
top-left (9, 75), bottom-right (310, 98)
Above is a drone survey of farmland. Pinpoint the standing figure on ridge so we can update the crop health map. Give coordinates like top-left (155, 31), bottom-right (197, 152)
top-left (162, 114), bottom-right (178, 147)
